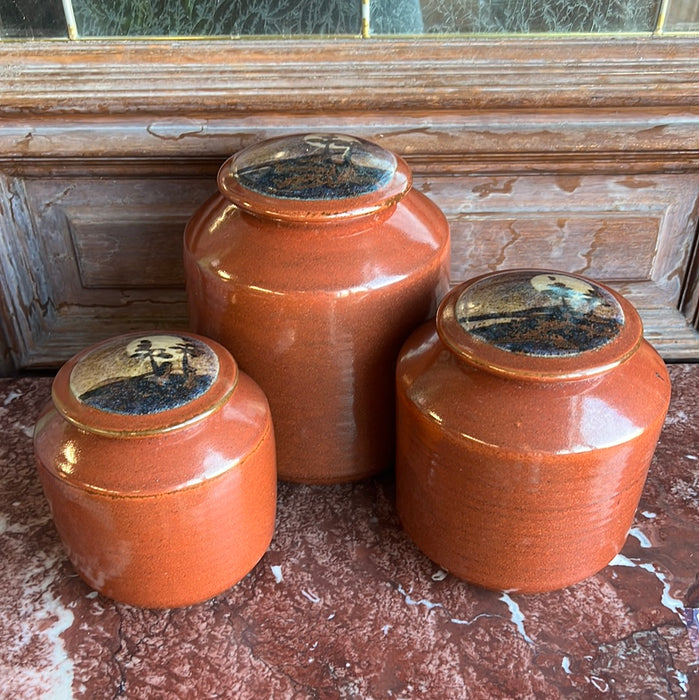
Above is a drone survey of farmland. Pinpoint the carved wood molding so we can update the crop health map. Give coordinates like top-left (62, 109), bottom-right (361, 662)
top-left (1, 37), bottom-right (699, 175)
top-left (1, 37), bottom-right (699, 116)
top-left (1, 109), bottom-right (699, 177)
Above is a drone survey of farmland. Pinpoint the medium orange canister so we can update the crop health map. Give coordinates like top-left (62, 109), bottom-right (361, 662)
top-left (396, 269), bottom-right (671, 593)
top-left (33, 331), bottom-right (276, 608)
top-left (184, 133), bottom-right (450, 483)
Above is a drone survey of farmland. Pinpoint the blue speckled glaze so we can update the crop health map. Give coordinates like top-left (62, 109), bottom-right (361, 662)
top-left (231, 134), bottom-right (396, 201)
top-left (455, 272), bottom-right (625, 357)
top-left (70, 335), bottom-right (219, 415)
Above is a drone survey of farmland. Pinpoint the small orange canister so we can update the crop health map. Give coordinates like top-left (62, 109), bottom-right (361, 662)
top-left (33, 331), bottom-right (276, 608)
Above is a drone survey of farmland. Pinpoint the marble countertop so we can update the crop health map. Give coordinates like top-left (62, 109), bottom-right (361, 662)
top-left (1, 367), bottom-right (698, 699)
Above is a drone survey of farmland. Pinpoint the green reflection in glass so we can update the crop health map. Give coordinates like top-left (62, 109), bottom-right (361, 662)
top-left (419, 0), bottom-right (661, 34)
top-left (72, 0), bottom-right (361, 36)
top-left (663, 0), bottom-right (699, 32)
top-left (70, 0), bottom-right (662, 37)
top-left (2, 0), bottom-right (697, 39)
top-left (0, 0), bottom-right (66, 37)
top-left (371, 0), bottom-right (424, 33)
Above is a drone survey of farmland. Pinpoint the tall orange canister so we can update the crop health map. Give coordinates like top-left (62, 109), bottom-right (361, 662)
top-left (396, 269), bottom-right (671, 593)
top-left (184, 133), bottom-right (450, 483)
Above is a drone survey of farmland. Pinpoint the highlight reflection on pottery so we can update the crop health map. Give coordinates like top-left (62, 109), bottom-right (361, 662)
top-left (33, 331), bottom-right (277, 608)
top-left (396, 269), bottom-right (671, 593)
top-left (184, 133), bottom-right (450, 484)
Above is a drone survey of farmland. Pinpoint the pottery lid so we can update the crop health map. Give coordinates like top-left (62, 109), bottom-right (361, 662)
top-left (51, 331), bottom-right (238, 436)
top-left (437, 269), bottom-right (644, 380)
top-left (217, 133), bottom-right (412, 222)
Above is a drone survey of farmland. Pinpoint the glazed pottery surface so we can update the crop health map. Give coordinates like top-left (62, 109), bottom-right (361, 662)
top-left (33, 331), bottom-right (277, 608)
top-left (396, 269), bottom-right (671, 593)
top-left (184, 133), bottom-right (450, 484)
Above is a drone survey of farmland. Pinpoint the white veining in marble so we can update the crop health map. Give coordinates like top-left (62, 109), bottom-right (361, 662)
top-left (450, 612), bottom-right (499, 626)
top-left (3, 390), bottom-right (22, 405)
top-left (301, 588), bottom-right (321, 604)
top-left (589, 675), bottom-right (609, 692)
top-left (610, 554), bottom-right (684, 619)
top-left (674, 670), bottom-right (689, 692)
top-left (638, 562), bottom-right (685, 618)
top-left (1, 549), bottom-right (75, 697)
top-left (499, 593), bottom-right (534, 645)
top-left (397, 584), bottom-right (443, 611)
top-left (628, 527), bottom-right (652, 548)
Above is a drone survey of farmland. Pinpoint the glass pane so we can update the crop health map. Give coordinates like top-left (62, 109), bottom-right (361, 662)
top-left (664, 0), bottom-right (699, 31)
top-left (417, 0), bottom-right (661, 34)
top-left (371, 0), bottom-right (425, 33)
top-left (2, 0), bottom-right (695, 39)
top-left (72, 0), bottom-right (362, 36)
top-left (0, 0), bottom-right (66, 38)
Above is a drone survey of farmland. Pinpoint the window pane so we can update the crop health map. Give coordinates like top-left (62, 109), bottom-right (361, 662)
top-left (72, 0), bottom-right (362, 36)
top-left (417, 0), bottom-right (661, 34)
top-left (371, 0), bottom-right (425, 33)
top-left (0, 0), bottom-right (66, 37)
top-left (664, 0), bottom-right (699, 31)
top-left (2, 0), bottom-right (695, 39)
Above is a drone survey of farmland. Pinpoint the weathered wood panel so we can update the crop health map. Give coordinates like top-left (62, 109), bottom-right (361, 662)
top-left (1, 168), bottom-right (697, 373)
top-left (416, 173), bottom-right (699, 302)
top-left (0, 37), bottom-right (698, 372)
top-left (25, 179), bottom-right (216, 290)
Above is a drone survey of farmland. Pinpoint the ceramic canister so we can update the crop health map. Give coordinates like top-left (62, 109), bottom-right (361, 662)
top-left (33, 331), bottom-right (276, 608)
top-left (184, 133), bottom-right (450, 483)
top-left (396, 269), bottom-right (671, 593)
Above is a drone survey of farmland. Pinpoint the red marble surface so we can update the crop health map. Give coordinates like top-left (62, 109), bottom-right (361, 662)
top-left (1, 366), bottom-right (697, 699)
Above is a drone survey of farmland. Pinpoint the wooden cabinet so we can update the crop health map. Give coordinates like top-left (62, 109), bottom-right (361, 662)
top-left (1, 38), bottom-right (698, 373)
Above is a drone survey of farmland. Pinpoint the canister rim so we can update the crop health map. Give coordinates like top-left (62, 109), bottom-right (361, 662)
top-left (217, 132), bottom-right (412, 222)
top-left (51, 331), bottom-right (238, 436)
top-left (436, 269), bottom-right (644, 381)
